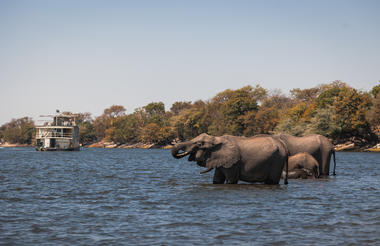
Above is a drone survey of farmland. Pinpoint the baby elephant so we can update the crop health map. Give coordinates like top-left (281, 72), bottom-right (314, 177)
top-left (282, 152), bottom-right (320, 179)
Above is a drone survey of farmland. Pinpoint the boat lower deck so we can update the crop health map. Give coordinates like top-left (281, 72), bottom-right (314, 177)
top-left (36, 147), bottom-right (80, 151)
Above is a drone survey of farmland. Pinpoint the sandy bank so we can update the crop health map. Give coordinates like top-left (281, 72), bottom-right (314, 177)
top-left (86, 141), bottom-right (172, 149)
top-left (0, 142), bottom-right (31, 148)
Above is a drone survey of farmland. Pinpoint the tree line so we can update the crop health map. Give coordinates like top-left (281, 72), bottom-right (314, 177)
top-left (1, 81), bottom-right (379, 146)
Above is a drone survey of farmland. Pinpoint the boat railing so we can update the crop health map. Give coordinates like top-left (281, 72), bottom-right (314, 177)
top-left (36, 132), bottom-right (73, 138)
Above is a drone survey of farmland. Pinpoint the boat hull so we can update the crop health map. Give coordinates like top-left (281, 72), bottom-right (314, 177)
top-left (36, 147), bottom-right (80, 151)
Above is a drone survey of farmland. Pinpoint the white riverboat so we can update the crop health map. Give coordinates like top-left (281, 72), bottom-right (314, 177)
top-left (35, 112), bottom-right (80, 151)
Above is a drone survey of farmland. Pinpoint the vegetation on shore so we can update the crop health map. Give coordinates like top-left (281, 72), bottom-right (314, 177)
top-left (1, 81), bottom-right (379, 149)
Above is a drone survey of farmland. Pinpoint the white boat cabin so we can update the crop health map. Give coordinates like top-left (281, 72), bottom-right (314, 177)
top-left (35, 113), bottom-right (80, 151)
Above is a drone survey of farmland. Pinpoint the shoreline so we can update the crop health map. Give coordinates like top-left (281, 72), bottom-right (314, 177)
top-left (85, 141), bottom-right (173, 150)
top-left (1, 142), bottom-right (380, 152)
top-left (0, 143), bottom-right (31, 148)
top-left (81, 140), bottom-right (380, 152)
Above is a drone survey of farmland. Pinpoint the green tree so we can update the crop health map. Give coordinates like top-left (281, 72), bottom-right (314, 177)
top-left (143, 102), bottom-right (166, 125)
top-left (290, 87), bottom-right (321, 102)
top-left (69, 112), bottom-right (96, 145)
top-left (333, 88), bottom-right (372, 135)
top-left (103, 105), bottom-right (126, 119)
top-left (108, 114), bottom-right (139, 144)
top-left (304, 107), bottom-right (341, 137)
top-left (366, 91), bottom-right (380, 128)
top-left (157, 126), bottom-right (176, 145)
top-left (250, 84), bottom-right (268, 103)
top-left (171, 100), bottom-right (211, 140)
top-left (243, 91), bottom-right (294, 136)
top-left (22, 82), bottom-right (376, 146)
top-left (94, 105), bottom-right (126, 140)
top-left (170, 101), bottom-right (192, 115)
top-left (78, 121), bottom-right (96, 145)
top-left (93, 116), bottom-right (106, 140)
top-left (261, 91), bottom-right (294, 109)
top-left (0, 117), bottom-right (35, 144)
top-left (76, 112), bottom-right (93, 123)
top-left (243, 106), bottom-right (280, 136)
top-left (274, 100), bottom-right (311, 136)
top-left (315, 81), bottom-right (350, 109)
top-left (275, 117), bottom-right (308, 136)
top-left (212, 86), bottom-right (260, 136)
top-left (370, 83), bottom-right (380, 98)
top-left (140, 123), bottom-right (161, 144)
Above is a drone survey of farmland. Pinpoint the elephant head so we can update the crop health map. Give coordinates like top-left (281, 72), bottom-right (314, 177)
top-left (171, 133), bottom-right (240, 173)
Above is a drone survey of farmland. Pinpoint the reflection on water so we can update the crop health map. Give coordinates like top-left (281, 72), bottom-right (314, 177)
top-left (0, 148), bottom-right (379, 245)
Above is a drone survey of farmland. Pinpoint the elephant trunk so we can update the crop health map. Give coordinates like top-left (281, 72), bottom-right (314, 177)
top-left (332, 150), bottom-right (336, 176)
top-left (171, 142), bottom-right (193, 159)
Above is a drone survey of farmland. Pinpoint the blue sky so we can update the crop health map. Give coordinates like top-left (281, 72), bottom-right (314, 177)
top-left (0, 0), bottom-right (379, 124)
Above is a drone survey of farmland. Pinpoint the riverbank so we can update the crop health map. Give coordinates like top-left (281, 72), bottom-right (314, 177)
top-left (2, 141), bottom-right (380, 152)
top-left (85, 140), bottom-right (380, 152)
top-left (0, 142), bottom-right (31, 148)
top-left (85, 140), bottom-right (172, 150)
top-left (335, 143), bottom-right (380, 152)
top-left (333, 138), bottom-right (380, 152)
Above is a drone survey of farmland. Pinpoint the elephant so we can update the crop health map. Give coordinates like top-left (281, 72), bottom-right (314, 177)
top-left (171, 133), bottom-right (289, 185)
top-left (275, 134), bottom-right (336, 176)
top-left (281, 152), bottom-right (320, 179)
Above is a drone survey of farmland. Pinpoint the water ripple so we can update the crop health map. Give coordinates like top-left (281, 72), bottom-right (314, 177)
top-left (0, 148), bottom-right (379, 245)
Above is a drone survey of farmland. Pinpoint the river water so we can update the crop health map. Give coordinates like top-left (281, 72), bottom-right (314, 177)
top-left (0, 147), bottom-right (379, 245)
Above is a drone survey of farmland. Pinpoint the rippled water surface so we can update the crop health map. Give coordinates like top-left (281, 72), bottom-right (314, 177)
top-left (0, 148), bottom-right (379, 245)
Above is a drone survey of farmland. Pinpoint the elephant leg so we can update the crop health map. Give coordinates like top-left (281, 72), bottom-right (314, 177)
top-left (321, 151), bottom-right (332, 176)
top-left (313, 165), bottom-right (320, 178)
top-left (225, 179), bottom-right (238, 184)
top-left (265, 171), bottom-right (281, 184)
top-left (286, 169), bottom-right (308, 179)
top-left (213, 169), bottom-right (226, 184)
top-left (264, 178), bottom-right (278, 184)
top-left (223, 166), bottom-right (239, 184)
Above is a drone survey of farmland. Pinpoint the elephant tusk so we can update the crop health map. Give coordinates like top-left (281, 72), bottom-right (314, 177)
top-left (174, 151), bottom-right (191, 158)
top-left (200, 167), bottom-right (213, 174)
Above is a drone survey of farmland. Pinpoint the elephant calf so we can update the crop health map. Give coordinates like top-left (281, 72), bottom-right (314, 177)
top-left (276, 134), bottom-right (336, 176)
top-left (282, 152), bottom-right (319, 179)
top-left (171, 133), bottom-right (289, 185)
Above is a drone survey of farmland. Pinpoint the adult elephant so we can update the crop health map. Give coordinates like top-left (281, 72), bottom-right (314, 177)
top-left (171, 133), bottom-right (289, 185)
top-left (276, 134), bottom-right (336, 176)
top-left (282, 152), bottom-right (320, 179)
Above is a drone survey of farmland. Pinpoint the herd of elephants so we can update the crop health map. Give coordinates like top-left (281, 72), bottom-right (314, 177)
top-left (171, 134), bottom-right (336, 185)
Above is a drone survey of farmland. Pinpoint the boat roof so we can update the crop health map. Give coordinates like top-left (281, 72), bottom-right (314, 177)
top-left (36, 126), bottom-right (77, 129)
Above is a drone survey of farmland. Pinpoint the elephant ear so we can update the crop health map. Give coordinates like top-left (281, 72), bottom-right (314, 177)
top-left (205, 136), bottom-right (240, 169)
